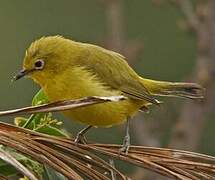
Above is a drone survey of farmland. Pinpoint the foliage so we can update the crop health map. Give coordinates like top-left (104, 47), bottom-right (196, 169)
top-left (0, 90), bottom-right (68, 179)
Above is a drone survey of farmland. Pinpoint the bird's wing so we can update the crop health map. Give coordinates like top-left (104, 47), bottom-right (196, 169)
top-left (75, 45), bottom-right (159, 105)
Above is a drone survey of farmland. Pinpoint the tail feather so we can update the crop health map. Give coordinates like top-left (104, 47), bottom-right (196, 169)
top-left (140, 78), bottom-right (205, 100)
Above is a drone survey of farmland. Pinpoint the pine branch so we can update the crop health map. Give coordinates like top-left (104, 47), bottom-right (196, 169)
top-left (0, 122), bottom-right (214, 180)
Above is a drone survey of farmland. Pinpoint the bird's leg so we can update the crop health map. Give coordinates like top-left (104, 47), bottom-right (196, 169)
top-left (75, 125), bottom-right (93, 144)
top-left (120, 118), bottom-right (130, 154)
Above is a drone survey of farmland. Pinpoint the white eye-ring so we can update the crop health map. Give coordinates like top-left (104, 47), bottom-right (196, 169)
top-left (34, 59), bottom-right (45, 70)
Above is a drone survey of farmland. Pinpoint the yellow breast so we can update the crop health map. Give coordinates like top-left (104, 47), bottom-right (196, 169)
top-left (38, 67), bottom-right (144, 127)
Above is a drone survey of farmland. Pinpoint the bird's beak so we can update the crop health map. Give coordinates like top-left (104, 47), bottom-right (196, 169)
top-left (12, 69), bottom-right (33, 81)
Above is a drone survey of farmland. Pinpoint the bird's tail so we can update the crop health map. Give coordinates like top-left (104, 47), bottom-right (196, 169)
top-left (140, 78), bottom-right (204, 99)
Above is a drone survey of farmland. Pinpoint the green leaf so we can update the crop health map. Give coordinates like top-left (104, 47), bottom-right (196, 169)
top-left (0, 159), bottom-right (18, 176)
top-left (35, 125), bottom-right (68, 137)
top-left (32, 89), bottom-right (49, 106)
top-left (22, 113), bottom-right (46, 129)
top-left (22, 156), bottom-right (44, 178)
top-left (21, 89), bottom-right (49, 129)
top-left (14, 117), bottom-right (28, 127)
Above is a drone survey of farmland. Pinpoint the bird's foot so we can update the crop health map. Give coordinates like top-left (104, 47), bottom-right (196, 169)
top-left (74, 125), bottom-right (92, 144)
top-left (119, 134), bottom-right (130, 154)
top-left (74, 133), bottom-right (87, 144)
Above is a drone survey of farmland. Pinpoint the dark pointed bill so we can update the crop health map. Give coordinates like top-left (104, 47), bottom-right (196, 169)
top-left (12, 69), bottom-right (33, 81)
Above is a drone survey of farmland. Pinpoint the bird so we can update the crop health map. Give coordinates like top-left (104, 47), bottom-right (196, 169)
top-left (14, 35), bottom-right (204, 153)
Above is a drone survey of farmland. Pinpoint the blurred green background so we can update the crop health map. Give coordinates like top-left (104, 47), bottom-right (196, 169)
top-left (0, 0), bottom-right (214, 177)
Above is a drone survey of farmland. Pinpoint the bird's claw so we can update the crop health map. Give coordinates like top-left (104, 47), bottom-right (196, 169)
top-left (74, 133), bottom-right (87, 144)
top-left (119, 134), bottom-right (130, 154)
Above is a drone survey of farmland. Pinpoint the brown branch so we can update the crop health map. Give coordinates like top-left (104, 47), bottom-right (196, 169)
top-left (0, 176), bottom-right (7, 180)
top-left (0, 96), bottom-right (126, 117)
top-left (176, 0), bottom-right (200, 31)
top-left (0, 122), bottom-right (215, 179)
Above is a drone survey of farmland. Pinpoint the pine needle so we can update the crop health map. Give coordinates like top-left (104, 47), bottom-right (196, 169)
top-left (0, 122), bottom-right (214, 179)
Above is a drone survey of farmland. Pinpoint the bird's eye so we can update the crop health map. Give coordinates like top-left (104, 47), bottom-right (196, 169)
top-left (34, 59), bottom-right (45, 70)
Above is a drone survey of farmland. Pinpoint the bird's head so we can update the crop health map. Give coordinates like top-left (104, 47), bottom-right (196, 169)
top-left (14, 36), bottom-right (77, 86)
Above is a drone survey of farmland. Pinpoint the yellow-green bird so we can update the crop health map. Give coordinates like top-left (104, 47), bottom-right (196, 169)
top-left (14, 36), bottom-right (204, 152)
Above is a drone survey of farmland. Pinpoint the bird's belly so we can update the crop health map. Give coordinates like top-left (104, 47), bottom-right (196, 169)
top-left (42, 68), bottom-right (144, 127)
top-left (62, 99), bottom-right (142, 127)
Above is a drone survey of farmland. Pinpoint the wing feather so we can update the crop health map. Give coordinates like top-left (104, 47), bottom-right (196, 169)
top-left (74, 44), bottom-right (159, 105)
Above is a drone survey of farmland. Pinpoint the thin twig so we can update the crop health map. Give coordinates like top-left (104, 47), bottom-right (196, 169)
top-left (0, 122), bottom-right (214, 179)
top-left (0, 96), bottom-right (126, 117)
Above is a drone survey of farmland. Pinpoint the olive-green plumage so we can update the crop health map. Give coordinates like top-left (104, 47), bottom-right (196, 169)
top-left (20, 36), bottom-right (204, 127)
